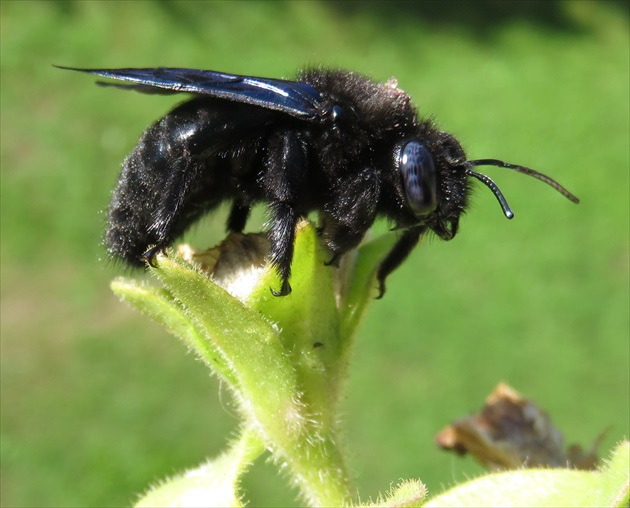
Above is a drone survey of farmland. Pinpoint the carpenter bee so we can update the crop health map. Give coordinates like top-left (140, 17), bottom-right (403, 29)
top-left (58, 66), bottom-right (578, 297)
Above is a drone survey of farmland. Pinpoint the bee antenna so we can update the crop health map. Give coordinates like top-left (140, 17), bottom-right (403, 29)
top-left (465, 168), bottom-right (515, 219)
top-left (469, 159), bottom-right (580, 204)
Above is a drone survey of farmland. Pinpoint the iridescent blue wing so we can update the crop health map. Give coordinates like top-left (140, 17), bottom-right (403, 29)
top-left (56, 66), bottom-right (324, 120)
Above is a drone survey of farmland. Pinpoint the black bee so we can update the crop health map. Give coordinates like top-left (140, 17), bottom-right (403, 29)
top-left (59, 66), bottom-right (578, 297)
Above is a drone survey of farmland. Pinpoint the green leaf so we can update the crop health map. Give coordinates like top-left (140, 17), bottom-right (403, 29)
top-left (339, 232), bottom-right (398, 346)
top-left (135, 427), bottom-right (265, 508)
top-left (112, 223), bottom-right (400, 507)
top-left (149, 245), bottom-right (352, 506)
top-left (350, 479), bottom-right (427, 508)
top-left (148, 253), bottom-right (301, 431)
top-left (244, 222), bottom-right (353, 506)
top-left (110, 278), bottom-right (238, 386)
top-left (424, 441), bottom-right (630, 508)
top-left (250, 221), bottom-right (344, 415)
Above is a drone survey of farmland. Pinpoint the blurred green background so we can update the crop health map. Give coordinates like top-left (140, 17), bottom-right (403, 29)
top-left (1, 1), bottom-right (628, 506)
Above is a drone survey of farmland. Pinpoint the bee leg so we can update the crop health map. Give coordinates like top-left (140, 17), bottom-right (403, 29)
top-left (376, 226), bottom-right (427, 298)
top-left (268, 202), bottom-right (297, 296)
top-left (262, 130), bottom-right (307, 296)
top-left (227, 202), bottom-right (251, 233)
top-left (324, 251), bottom-right (342, 267)
top-left (321, 167), bottom-right (379, 264)
top-left (141, 245), bottom-right (166, 267)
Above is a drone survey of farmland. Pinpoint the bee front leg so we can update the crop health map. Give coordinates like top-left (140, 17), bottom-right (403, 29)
top-left (320, 167), bottom-right (380, 263)
top-left (376, 226), bottom-right (427, 298)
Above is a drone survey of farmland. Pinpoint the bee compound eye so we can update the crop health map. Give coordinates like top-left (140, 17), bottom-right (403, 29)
top-left (397, 140), bottom-right (438, 216)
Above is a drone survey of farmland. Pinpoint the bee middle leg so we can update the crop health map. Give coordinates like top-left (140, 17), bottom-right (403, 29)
top-left (227, 202), bottom-right (251, 233)
top-left (262, 130), bottom-right (307, 296)
top-left (267, 202), bottom-right (297, 296)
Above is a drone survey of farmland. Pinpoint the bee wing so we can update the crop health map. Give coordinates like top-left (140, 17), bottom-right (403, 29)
top-left (56, 66), bottom-right (324, 120)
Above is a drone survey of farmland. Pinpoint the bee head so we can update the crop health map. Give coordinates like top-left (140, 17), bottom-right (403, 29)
top-left (394, 128), bottom-right (579, 240)
top-left (393, 129), bottom-right (468, 240)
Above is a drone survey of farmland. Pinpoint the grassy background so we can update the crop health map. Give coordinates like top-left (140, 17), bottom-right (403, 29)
top-left (1, 1), bottom-right (628, 506)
